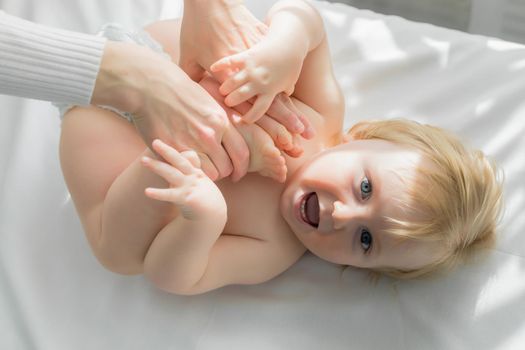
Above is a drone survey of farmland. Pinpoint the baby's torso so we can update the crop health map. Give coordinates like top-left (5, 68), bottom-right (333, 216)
top-left (217, 174), bottom-right (289, 240)
top-left (216, 97), bottom-right (342, 244)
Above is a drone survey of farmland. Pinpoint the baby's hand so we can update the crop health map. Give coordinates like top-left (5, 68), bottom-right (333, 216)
top-left (141, 140), bottom-right (226, 221)
top-left (210, 40), bottom-right (304, 124)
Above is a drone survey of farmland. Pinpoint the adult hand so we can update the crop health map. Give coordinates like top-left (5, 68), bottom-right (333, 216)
top-left (92, 40), bottom-right (249, 181)
top-left (199, 74), bottom-right (304, 158)
top-left (180, 0), bottom-right (266, 83)
top-left (180, 0), bottom-right (314, 139)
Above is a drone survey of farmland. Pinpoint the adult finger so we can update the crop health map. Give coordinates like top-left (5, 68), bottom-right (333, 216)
top-left (265, 95), bottom-right (304, 134)
top-left (180, 150), bottom-right (201, 169)
top-left (205, 142), bottom-right (234, 180)
top-left (242, 94), bottom-right (274, 123)
top-left (198, 153), bottom-right (219, 181)
top-left (256, 116), bottom-right (294, 152)
top-left (221, 124), bottom-right (250, 182)
top-left (278, 94), bottom-right (315, 139)
top-left (231, 100), bottom-right (303, 156)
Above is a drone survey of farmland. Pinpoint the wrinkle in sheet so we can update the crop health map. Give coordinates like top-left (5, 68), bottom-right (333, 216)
top-left (422, 36), bottom-right (451, 68)
top-left (2, 1), bottom-right (525, 349)
top-left (486, 39), bottom-right (525, 52)
top-left (475, 252), bottom-right (525, 316)
top-left (509, 58), bottom-right (525, 71)
top-left (484, 101), bottom-right (525, 155)
top-left (349, 18), bottom-right (407, 62)
top-left (474, 98), bottom-right (495, 116)
top-left (473, 253), bottom-right (525, 350)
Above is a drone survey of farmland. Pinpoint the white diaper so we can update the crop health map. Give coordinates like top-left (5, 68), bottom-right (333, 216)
top-left (54, 23), bottom-right (171, 122)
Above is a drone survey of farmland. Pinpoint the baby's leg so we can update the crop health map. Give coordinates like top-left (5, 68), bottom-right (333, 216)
top-left (199, 76), bottom-right (287, 182)
top-left (235, 121), bottom-right (287, 182)
top-left (145, 20), bottom-right (288, 182)
top-left (60, 106), bottom-right (176, 274)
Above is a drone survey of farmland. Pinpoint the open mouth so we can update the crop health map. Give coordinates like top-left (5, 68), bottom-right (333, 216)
top-left (300, 192), bottom-right (320, 228)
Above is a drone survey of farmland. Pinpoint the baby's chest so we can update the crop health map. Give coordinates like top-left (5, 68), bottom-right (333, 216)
top-left (217, 175), bottom-right (291, 241)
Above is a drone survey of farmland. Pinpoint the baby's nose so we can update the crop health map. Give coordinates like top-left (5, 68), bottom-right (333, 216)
top-left (332, 201), bottom-right (355, 230)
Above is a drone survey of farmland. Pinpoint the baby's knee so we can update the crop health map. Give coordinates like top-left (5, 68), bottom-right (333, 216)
top-left (94, 247), bottom-right (144, 276)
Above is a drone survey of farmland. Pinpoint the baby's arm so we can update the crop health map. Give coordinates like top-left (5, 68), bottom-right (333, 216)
top-left (139, 140), bottom-right (228, 292)
top-left (141, 140), bottom-right (305, 294)
top-left (147, 19), bottom-right (302, 182)
top-left (212, 0), bottom-right (344, 122)
top-left (60, 104), bottom-right (302, 294)
top-left (60, 106), bottom-right (176, 274)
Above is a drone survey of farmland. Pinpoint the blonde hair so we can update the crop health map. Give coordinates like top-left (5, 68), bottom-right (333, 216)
top-left (346, 119), bottom-right (504, 279)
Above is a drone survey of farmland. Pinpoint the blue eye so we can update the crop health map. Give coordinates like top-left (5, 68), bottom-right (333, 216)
top-left (360, 229), bottom-right (373, 253)
top-left (360, 177), bottom-right (372, 199)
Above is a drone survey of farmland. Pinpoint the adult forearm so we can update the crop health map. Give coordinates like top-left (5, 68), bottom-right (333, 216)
top-left (91, 41), bottom-right (176, 116)
top-left (0, 11), bottom-right (105, 104)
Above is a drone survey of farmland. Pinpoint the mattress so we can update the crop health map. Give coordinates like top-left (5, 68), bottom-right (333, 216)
top-left (1, 1), bottom-right (524, 349)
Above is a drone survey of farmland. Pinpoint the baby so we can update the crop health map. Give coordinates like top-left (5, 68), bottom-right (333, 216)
top-left (59, 0), bottom-right (503, 294)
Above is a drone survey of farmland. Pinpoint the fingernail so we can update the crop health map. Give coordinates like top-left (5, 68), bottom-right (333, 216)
top-left (294, 119), bottom-right (304, 133)
top-left (152, 139), bottom-right (162, 147)
top-left (232, 114), bottom-right (242, 124)
top-left (305, 125), bottom-right (316, 139)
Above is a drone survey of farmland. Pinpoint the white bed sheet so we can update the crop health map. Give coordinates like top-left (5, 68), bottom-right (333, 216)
top-left (1, 1), bottom-right (524, 349)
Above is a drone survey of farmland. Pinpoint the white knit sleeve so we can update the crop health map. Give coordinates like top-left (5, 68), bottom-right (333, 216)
top-left (0, 11), bottom-right (106, 105)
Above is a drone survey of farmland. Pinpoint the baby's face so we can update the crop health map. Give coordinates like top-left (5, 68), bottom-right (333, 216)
top-left (280, 139), bottom-right (444, 271)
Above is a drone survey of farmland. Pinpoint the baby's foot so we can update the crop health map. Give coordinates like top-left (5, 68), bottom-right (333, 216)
top-left (197, 75), bottom-right (287, 182)
top-left (235, 122), bottom-right (287, 183)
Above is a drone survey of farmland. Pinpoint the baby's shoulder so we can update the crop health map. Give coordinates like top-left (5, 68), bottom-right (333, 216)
top-left (291, 96), bottom-right (344, 145)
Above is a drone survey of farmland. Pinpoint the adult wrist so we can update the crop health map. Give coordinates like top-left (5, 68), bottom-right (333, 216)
top-left (91, 41), bottom-right (146, 113)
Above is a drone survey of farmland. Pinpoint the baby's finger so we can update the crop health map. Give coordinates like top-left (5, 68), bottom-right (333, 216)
top-left (141, 156), bottom-right (184, 185)
top-left (151, 139), bottom-right (194, 174)
top-left (224, 83), bottom-right (257, 107)
top-left (219, 70), bottom-right (249, 96)
top-left (144, 187), bottom-right (183, 203)
top-left (242, 94), bottom-right (274, 123)
top-left (210, 54), bottom-right (246, 73)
